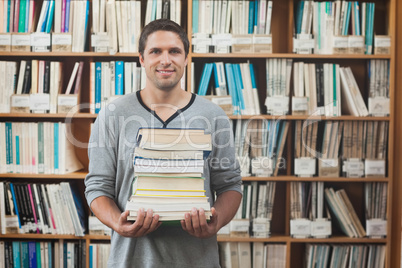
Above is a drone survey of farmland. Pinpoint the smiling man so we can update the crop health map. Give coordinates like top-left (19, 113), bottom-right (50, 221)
top-left (85, 19), bottom-right (242, 267)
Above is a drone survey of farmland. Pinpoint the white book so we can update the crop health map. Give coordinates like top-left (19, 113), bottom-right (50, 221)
top-left (92, 0), bottom-right (100, 33)
top-left (124, 62), bottom-right (132, 95)
top-left (115, 1), bottom-right (124, 52)
top-left (16, 60), bottom-right (26, 94)
top-left (344, 67), bottom-right (368, 116)
top-left (101, 62), bottom-right (110, 105)
top-left (99, 0), bottom-right (106, 32)
top-left (0, 62), bottom-right (6, 113)
top-left (175, 0), bottom-right (181, 25)
top-left (106, 1), bottom-right (118, 54)
top-left (61, 182), bottom-right (85, 236)
top-left (334, 0), bottom-right (342, 36)
top-left (265, 1), bottom-right (273, 34)
top-left (127, 2), bottom-right (135, 52)
top-left (64, 62), bottom-right (79, 95)
top-left (156, 0), bottom-right (162, 20)
top-left (0, 182), bottom-right (6, 234)
top-left (33, 184), bottom-right (47, 234)
top-left (220, 0), bottom-right (228, 34)
top-left (54, 0), bottom-right (63, 33)
top-left (258, 0), bottom-right (267, 34)
top-left (46, 184), bottom-right (64, 234)
top-left (36, 1), bottom-right (50, 32)
top-left (59, 123), bottom-right (83, 174)
top-left (224, 1), bottom-right (232, 34)
top-left (109, 61), bottom-right (116, 96)
top-left (144, 0), bottom-right (153, 26)
top-left (238, 242), bottom-right (252, 267)
top-left (132, 63), bottom-right (138, 92)
top-left (3, 1), bottom-right (7, 32)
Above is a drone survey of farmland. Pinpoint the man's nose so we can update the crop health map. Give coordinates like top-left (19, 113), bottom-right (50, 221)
top-left (160, 51), bottom-right (172, 65)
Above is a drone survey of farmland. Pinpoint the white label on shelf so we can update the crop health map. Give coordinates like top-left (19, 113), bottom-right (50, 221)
top-left (366, 219), bottom-right (387, 237)
top-left (211, 34), bottom-right (232, 46)
top-left (192, 37), bottom-right (212, 46)
top-left (333, 36), bottom-right (349, 48)
top-left (5, 215), bottom-right (19, 228)
top-left (11, 95), bottom-right (30, 107)
top-left (52, 33), bottom-right (72, 45)
top-left (265, 96), bottom-right (289, 115)
top-left (11, 34), bottom-right (31, 46)
top-left (374, 36), bottom-right (391, 48)
top-left (251, 157), bottom-right (273, 176)
top-left (290, 219), bottom-right (311, 237)
top-left (311, 219), bottom-right (332, 237)
top-left (89, 216), bottom-right (106, 231)
top-left (211, 96), bottom-right (232, 105)
top-left (365, 159), bottom-right (386, 176)
top-left (252, 218), bottom-right (270, 233)
top-left (369, 97), bottom-right (390, 116)
top-left (294, 158), bottom-right (316, 176)
top-left (58, 95), bottom-right (78, 107)
top-left (293, 36), bottom-right (315, 49)
top-left (343, 159), bottom-right (364, 177)
top-left (253, 35), bottom-right (272, 44)
top-left (319, 158), bottom-right (339, 168)
top-left (30, 94), bottom-right (50, 111)
top-left (233, 36), bottom-right (253, 45)
top-left (292, 97), bottom-right (308, 111)
top-left (230, 219), bottom-right (250, 232)
top-left (91, 33), bottom-right (110, 47)
top-left (348, 36), bottom-right (364, 48)
top-left (193, 44), bottom-right (209, 53)
top-left (0, 34), bottom-right (11, 45)
top-left (30, 32), bottom-right (51, 46)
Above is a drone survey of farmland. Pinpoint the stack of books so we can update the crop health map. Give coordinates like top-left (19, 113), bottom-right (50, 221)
top-left (125, 128), bottom-right (212, 221)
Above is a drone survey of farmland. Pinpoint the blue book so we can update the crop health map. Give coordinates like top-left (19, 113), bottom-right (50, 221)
top-left (354, 2), bottom-right (361, 36)
top-left (28, 241), bottom-right (37, 268)
top-left (53, 123), bottom-right (59, 174)
top-left (197, 63), bottom-right (213, 96)
top-left (295, 1), bottom-right (304, 34)
top-left (233, 64), bottom-right (246, 114)
top-left (25, 0), bottom-right (30, 32)
top-left (249, 63), bottom-right (257, 89)
top-left (115, 61), bottom-right (124, 95)
top-left (9, 183), bottom-right (21, 229)
top-left (5, 122), bottom-right (13, 172)
top-left (36, 242), bottom-right (42, 268)
top-left (40, 1), bottom-right (50, 32)
top-left (15, 132), bottom-right (20, 168)
top-left (21, 242), bottom-right (29, 268)
top-left (48, 242), bottom-right (52, 268)
top-left (89, 245), bottom-right (93, 268)
top-left (64, 0), bottom-right (71, 32)
top-left (192, 0), bottom-right (199, 33)
top-left (95, 62), bottom-right (102, 113)
top-left (343, 2), bottom-right (352, 35)
top-left (213, 63), bottom-right (220, 90)
top-left (224, 63), bottom-right (238, 115)
top-left (6, 0), bottom-right (11, 32)
top-left (45, 1), bottom-right (55, 33)
top-left (248, 1), bottom-right (255, 34)
top-left (151, 0), bottom-right (157, 21)
top-left (254, 0), bottom-right (259, 33)
top-left (12, 242), bottom-right (21, 268)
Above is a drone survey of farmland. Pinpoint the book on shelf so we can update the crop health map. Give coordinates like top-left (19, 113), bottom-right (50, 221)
top-left (126, 128), bottom-right (212, 222)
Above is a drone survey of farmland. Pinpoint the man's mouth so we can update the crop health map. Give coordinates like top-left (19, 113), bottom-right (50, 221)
top-left (157, 70), bottom-right (174, 74)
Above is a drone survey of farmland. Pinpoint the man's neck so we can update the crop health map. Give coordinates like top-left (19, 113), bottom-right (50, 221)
top-left (140, 86), bottom-right (192, 122)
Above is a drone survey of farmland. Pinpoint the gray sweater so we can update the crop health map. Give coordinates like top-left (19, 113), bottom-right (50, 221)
top-left (85, 91), bottom-right (242, 267)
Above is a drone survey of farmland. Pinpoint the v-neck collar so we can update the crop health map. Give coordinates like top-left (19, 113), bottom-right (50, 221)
top-left (136, 90), bottom-right (196, 128)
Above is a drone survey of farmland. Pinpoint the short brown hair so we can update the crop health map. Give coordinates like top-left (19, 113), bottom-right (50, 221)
top-left (139, 19), bottom-right (189, 58)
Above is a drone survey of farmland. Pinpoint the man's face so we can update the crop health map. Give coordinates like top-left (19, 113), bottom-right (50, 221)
top-left (139, 30), bottom-right (188, 91)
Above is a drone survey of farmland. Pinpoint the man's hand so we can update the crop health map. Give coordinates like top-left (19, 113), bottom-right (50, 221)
top-left (180, 207), bottom-right (219, 238)
top-left (116, 208), bottom-right (161, 237)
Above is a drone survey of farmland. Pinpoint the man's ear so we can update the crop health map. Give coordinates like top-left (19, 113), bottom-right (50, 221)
top-left (139, 53), bottom-right (145, 67)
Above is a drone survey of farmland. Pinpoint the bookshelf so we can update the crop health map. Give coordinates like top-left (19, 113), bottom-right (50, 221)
top-left (0, 0), bottom-right (399, 267)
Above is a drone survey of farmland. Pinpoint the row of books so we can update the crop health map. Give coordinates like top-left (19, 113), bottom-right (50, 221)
top-left (193, 0), bottom-right (273, 35)
top-left (89, 243), bottom-right (110, 268)
top-left (0, 240), bottom-right (87, 268)
top-left (0, 122), bottom-right (83, 174)
top-left (196, 61), bottom-right (261, 115)
top-left (295, 120), bottom-right (388, 161)
top-left (90, 61), bottom-right (144, 114)
top-left (0, 182), bottom-right (86, 236)
top-left (218, 242), bottom-right (286, 268)
top-left (144, 0), bottom-right (181, 26)
top-left (233, 119), bottom-right (289, 177)
top-left (125, 128), bottom-right (212, 222)
top-left (1, 1), bottom-right (89, 52)
top-left (0, 60), bottom-right (84, 114)
top-left (290, 182), bottom-right (387, 238)
top-left (305, 244), bottom-right (385, 268)
top-left (295, 1), bottom-right (376, 54)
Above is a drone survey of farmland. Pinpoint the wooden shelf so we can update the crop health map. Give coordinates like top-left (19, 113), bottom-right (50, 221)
top-left (227, 115), bottom-right (391, 121)
top-left (191, 53), bottom-right (392, 59)
top-left (0, 52), bottom-right (140, 57)
top-left (242, 176), bottom-right (390, 182)
top-left (0, 113), bottom-right (97, 119)
top-left (0, 171), bottom-right (87, 179)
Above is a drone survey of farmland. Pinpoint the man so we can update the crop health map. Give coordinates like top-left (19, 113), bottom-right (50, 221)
top-left (85, 19), bottom-right (242, 267)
